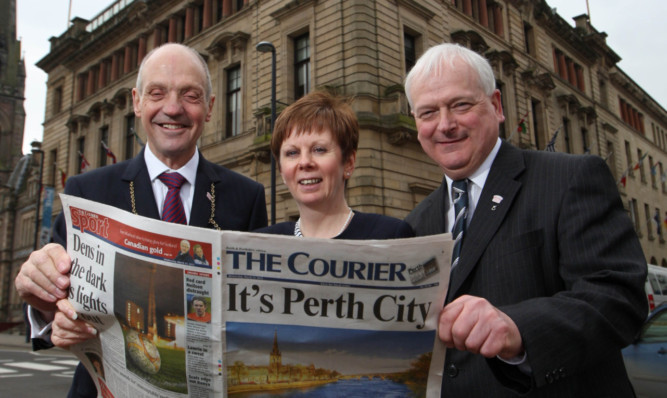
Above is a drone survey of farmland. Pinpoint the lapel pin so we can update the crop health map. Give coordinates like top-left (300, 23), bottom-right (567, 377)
top-left (491, 195), bottom-right (503, 211)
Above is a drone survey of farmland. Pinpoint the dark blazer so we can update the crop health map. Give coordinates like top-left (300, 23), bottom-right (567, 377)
top-left (256, 211), bottom-right (414, 239)
top-left (41, 148), bottom-right (268, 398)
top-left (406, 141), bottom-right (647, 397)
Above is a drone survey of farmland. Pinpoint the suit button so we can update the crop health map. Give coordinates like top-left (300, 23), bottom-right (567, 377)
top-left (545, 372), bottom-right (554, 384)
top-left (446, 364), bottom-right (459, 378)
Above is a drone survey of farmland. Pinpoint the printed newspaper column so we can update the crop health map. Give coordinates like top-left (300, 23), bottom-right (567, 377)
top-left (61, 194), bottom-right (224, 398)
top-left (185, 269), bottom-right (215, 396)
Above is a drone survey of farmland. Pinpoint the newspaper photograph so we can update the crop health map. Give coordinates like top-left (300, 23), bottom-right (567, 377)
top-left (60, 194), bottom-right (453, 398)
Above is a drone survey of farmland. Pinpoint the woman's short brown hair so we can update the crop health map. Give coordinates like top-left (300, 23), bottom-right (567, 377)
top-left (271, 91), bottom-right (359, 163)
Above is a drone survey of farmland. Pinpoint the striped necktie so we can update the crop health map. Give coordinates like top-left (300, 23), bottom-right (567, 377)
top-left (450, 179), bottom-right (468, 269)
top-left (158, 172), bottom-right (187, 224)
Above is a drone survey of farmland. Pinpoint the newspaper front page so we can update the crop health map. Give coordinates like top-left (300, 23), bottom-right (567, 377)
top-left (61, 194), bottom-right (453, 398)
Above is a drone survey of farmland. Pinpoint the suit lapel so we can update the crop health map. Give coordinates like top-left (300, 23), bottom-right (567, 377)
top-left (190, 154), bottom-right (222, 228)
top-left (447, 142), bottom-right (525, 300)
top-left (121, 148), bottom-right (160, 220)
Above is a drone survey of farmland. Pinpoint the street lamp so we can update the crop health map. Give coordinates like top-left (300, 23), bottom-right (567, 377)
top-left (31, 141), bottom-right (44, 251)
top-left (256, 41), bottom-right (277, 225)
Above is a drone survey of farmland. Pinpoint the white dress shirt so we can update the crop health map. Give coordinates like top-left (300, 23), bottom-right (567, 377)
top-left (445, 138), bottom-right (502, 230)
top-left (144, 143), bottom-right (199, 224)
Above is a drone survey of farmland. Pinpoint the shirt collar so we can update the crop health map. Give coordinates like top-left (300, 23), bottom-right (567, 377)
top-left (144, 143), bottom-right (199, 186)
top-left (445, 137), bottom-right (501, 194)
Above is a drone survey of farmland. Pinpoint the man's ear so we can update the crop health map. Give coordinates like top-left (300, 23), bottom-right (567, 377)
top-left (205, 95), bottom-right (216, 122)
top-left (491, 89), bottom-right (505, 124)
top-left (132, 88), bottom-right (142, 117)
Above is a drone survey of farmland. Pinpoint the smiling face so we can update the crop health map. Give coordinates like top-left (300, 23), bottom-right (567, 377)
top-left (132, 44), bottom-right (215, 169)
top-left (410, 59), bottom-right (504, 180)
top-left (279, 128), bottom-right (355, 211)
top-left (180, 240), bottom-right (190, 254)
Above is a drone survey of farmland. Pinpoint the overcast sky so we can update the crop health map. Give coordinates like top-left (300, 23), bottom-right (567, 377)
top-left (16, 0), bottom-right (667, 153)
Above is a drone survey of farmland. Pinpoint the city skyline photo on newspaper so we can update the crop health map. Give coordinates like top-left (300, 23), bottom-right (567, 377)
top-left (225, 321), bottom-right (434, 397)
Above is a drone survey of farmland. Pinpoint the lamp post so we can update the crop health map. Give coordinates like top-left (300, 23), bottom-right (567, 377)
top-left (31, 141), bottom-right (44, 250)
top-left (256, 41), bottom-right (277, 225)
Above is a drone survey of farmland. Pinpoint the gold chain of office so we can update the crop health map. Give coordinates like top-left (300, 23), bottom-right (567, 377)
top-left (129, 181), bottom-right (221, 230)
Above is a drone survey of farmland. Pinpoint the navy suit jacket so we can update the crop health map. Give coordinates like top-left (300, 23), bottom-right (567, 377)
top-left (39, 148), bottom-right (267, 398)
top-left (406, 141), bottom-right (647, 397)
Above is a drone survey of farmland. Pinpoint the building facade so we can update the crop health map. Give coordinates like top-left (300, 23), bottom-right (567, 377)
top-left (2, 0), bottom-right (666, 323)
top-left (0, 0), bottom-right (34, 326)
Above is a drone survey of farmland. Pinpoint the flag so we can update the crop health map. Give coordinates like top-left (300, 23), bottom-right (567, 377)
top-left (101, 140), bottom-right (117, 164)
top-left (664, 215), bottom-right (667, 230)
top-left (650, 161), bottom-right (658, 176)
top-left (508, 111), bottom-right (528, 141)
top-left (655, 209), bottom-right (662, 237)
top-left (57, 164), bottom-right (67, 188)
top-left (79, 151), bottom-right (90, 172)
top-left (633, 152), bottom-right (648, 171)
top-left (618, 171), bottom-right (627, 188)
top-left (544, 125), bottom-right (562, 152)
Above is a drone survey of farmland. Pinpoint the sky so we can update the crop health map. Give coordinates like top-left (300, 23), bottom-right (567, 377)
top-left (15, 0), bottom-right (667, 153)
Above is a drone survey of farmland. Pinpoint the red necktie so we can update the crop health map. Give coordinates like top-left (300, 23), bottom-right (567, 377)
top-left (158, 172), bottom-right (187, 224)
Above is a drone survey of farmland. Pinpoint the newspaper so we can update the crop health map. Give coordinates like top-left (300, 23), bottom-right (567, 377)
top-left (60, 194), bottom-right (453, 398)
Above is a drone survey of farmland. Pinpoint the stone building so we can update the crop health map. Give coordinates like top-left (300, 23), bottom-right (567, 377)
top-left (0, 0), bottom-right (33, 326)
top-left (3, 0), bottom-right (666, 324)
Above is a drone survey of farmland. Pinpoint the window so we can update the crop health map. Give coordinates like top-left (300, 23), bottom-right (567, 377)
top-left (531, 99), bottom-right (543, 150)
top-left (496, 81), bottom-right (506, 139)
top-left (581, 128), bottom-right (589, 154)
top-left (294, 34), bottom-right (310, 99)
top-left (195, 3), bottom-right (204, 34)
top-left (619, 97), bottom-right (645, 134)
top-left (637, 149), bottom-right (646, 183)
top-left (645, 203), bottom-right (654, 240)
top-left (53, 86), bottom-right (63, 114)
top-left (523, 22), bottom-right (535, 57)
top-left (552, 47), bottom-right (585, 91)
top-left (606, 141), bottom-right (617, 180)
top-left (562, 118), bottom-right (571, 153)
top-left (599, 79), bottom-right (608, 107)
top-left (99, 127), bottom-right (109, 167)
top-left (404, 32), bottom-right (416, 73)
top-left (49, 149), bottom-right (57, 187)
top-left (125, 114), bottom-right (136, 160)
top-left (116, 51), bottom-right (125, 79)
top-left (625, 141), bottom-right (633, 177)
top-left (655, 208), bottom-right (664, 242)
top-left (638, 299), bottom-right (667, 343)
top-left (452, 0), bottom-right (503, 36)
top-left (629, 198), bottom-right (640, 234)
top-left (226, 66), bottom-right (242, 138)
top-left (649, 156), bottom-right (657, 188)
top-left (77, 138), bottom-right (86, 174)
top-left (77, 73), bottom-right (87, 102)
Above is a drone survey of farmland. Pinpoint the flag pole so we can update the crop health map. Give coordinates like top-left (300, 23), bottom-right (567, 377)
top-left (68, 0), bottom-right (73, 28)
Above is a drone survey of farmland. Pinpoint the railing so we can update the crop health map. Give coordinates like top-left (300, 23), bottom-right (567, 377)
top-left (85, 0), bottom-right (136, 32)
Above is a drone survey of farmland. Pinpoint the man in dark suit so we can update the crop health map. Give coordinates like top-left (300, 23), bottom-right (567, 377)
top-left (403, 43), bottom-right (647, 397)
top-left (14, 43), bottom-right (267, 397)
